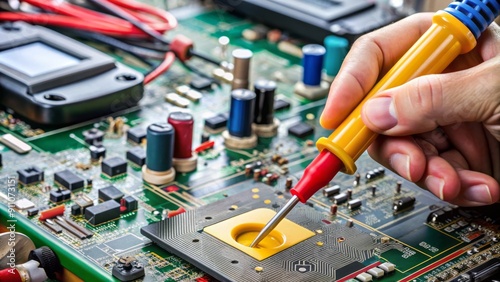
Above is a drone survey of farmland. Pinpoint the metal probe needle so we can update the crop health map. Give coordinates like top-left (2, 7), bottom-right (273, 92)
top-left (249, 195), bottom-right (300, 248)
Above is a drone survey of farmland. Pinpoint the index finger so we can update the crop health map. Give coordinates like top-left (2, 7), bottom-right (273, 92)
top-left (320, 13), bottom-right (433, 130)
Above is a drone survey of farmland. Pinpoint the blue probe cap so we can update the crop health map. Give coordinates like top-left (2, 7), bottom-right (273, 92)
top-left (445, 0), bottom-right (500, 39)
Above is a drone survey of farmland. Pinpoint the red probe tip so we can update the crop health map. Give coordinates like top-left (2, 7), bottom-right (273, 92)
top-left (290, 150), bottom-right (343, 203)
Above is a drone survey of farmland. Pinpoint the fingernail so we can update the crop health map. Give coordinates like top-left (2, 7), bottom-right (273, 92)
top-left (364, 97), bottom-right (397, 130)
top-left (390, 153), bottom-right (411, 181)
top-left (464, 184), bottom-right (492, 204)
top-left (425, 176), bottom-right (445, 200)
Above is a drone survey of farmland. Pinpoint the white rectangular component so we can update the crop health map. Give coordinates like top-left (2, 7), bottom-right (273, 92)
top-left (378, 262), bottom-right (396, 273)
top-left (367, 267), bottom-right (384, 278)
top-left (14, 198), bottom-right (35, 210)
top-left (165, 93), bottom-right (190, 108)
top-left (0, 133), bottom-right (32, 154)
top-left (355, 272), bottom-right (373, 282)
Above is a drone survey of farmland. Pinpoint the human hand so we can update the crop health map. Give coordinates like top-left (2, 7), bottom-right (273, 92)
top-left (320, 13), bottom-right (500, 206)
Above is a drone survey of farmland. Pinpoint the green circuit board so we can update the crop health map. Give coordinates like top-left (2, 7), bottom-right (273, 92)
top-left (1, 3), bottom-right (500, 282)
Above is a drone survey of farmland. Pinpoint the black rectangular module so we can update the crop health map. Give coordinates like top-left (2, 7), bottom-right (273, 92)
top-left (288, 122), bottom-right (314, 138)
top-left (98, 185), bottom-right (124, 202)
top-left (101, 157), bottom-right (127, 177)
top-left (273, 99), bottom-right (290, 111)
top-left (190, 76), bottom-right (212, 90)
top-left (204, 114), bottom-right (227, 130)
top-left (54, 170), bottom-right (84, 190)
top-left (127, 127), bottom-right (146, 144)
top-left (85, 200), bottom-right (121, 225)
top-left (27, 207), bottom-right (39, 216)
top-left (141, 184), bottom-right (383, 282)
top-left (122, 196), bottom-right (138, 212)
top-left (126, 147), bottom-right (146, 167)
top-left (17, 166), bottom-right (44, 185)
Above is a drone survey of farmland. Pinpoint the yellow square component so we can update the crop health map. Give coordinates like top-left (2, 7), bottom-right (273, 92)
top-left (204, 208), bottom-right (315, 261)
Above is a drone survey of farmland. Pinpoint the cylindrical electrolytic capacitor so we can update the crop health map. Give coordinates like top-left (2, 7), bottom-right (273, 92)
top-left (323, 35), bottom-right (349, 77)
top-left (168, 112), bottom-right (193, 159)
top-left (228, 89), bottom-right (256, 138)
top-left (232, 49), bottom-right (253, 90)
top-left (146, 123), bottom-right (174, 172)
top-left (302, 44), bottom-right (326, 86)
top-left (253, 79), bottom-right (276, 125)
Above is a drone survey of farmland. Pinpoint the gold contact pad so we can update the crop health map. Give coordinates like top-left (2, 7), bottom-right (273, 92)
top-left (204, 208), bottom-right (315, 261)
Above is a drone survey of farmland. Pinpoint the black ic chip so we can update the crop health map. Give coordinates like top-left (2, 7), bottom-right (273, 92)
top-left (288, 122), bottom-right (314, 138)
top-left (274, 98), bottom-right (291, 111)
top-left (17, 166), bottom-right (44, 185)
top-left (190, 76), bottom-right (212, 90)
top-left (27, 207), bottom-right (39, 216)
top-left (50, 190), bottom-right (71, 203)
top-left (204, 113), bottom-right (228, 130)
top-left (102, 157), bottom-right (127, 177)
top-left (54, 170), bottom-right (84, 190)
top-left (122, 196), bottom-right (138, 212)
top-left (126, 147), bottom-right (146, 167)
top-left (85, 200), bottom-right (121, 225)
top-left (98, 185), bottom-right (124, 202)
top-left (127, 127), bottom-right (146, 144)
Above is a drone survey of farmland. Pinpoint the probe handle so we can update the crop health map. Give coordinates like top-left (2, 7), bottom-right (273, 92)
top-left (316, 10), bottom-right (479, 174)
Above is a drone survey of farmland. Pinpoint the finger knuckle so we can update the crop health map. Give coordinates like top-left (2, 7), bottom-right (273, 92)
top-left (410, 75), bottom-right (444, 120)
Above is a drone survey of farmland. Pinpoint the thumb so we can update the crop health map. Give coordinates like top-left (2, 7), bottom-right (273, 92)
top-left (361, 62), bottom-right (500, 136)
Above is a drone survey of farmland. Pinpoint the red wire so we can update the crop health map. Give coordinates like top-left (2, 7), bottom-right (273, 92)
top-left (0, 0), bottom-right (177, 37)
top-left (144, 52), bottom-right (176, 84)
top-left (0, 0), bottom-right (181, 83)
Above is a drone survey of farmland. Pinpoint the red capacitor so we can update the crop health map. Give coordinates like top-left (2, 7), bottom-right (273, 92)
top-left (168, 112), bottom-right (194, 159)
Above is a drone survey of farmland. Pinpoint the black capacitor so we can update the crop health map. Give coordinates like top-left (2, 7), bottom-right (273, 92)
top-left (393, 196), bottom-right (416, 212)
top-left (334, 193), bottom-right (348, 204)
top-left (228, 89), bottom-right (256, 138)
top-left (253, 79), bottom-right (277, 125)
top-left (146, 123), bottom-right (174, 172)
top-left (348, 199), bottom-right (362, 210)
top-left (323, 185), bottom-right (340, 197)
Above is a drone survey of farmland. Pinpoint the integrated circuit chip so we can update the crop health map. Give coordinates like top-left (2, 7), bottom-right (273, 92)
top-left (17, 166), bottom-right (44, 185)
top-left (98, 185), bottom-right (124, 202)
top-left (54, 170), bottom-right (84, 190)
top-left (101, 157), bottom-right (127, 177)
top-left (141, 184), bottom-right (381, 281)
top-left (288, 122), bottom-right (314, 138)
top-left (85, 200), bottom-right (121, 225)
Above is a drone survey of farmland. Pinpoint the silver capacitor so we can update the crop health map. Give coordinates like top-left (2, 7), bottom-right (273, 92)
top-left (231, 49), bottom-right (252, 90)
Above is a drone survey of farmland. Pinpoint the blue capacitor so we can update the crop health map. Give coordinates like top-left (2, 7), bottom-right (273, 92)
top-left (228, 89), bottom-right (256, 138)
top-left (146, 123), bottom-right (174, 172)
top-left (323, 36), bottom-right (349, 77)
top-left (302, 44), bottom-right (326, 86)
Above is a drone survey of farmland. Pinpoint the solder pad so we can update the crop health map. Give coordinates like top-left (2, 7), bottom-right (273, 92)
top-left (141, 183), bottom-right (382, 281)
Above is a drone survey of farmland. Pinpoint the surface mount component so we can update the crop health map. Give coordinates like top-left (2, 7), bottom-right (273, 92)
top-left (142, 184), bottom-right (382, 281)
top-left (17, 166), bottom-right (44, 185)
top-left (85, 200), bottom-right (121, 225)
top-left (54, 170), bottom-right (84, 190)
top-left (0, 22), bottom-right (144, 125)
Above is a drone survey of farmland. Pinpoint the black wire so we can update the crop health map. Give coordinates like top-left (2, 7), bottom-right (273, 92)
top-left (69, 30), bottom-right (157, 67)
top-left (120, 39), bottom-right (221, 66)
top-left (87, 0), bottom-right (171, 45)
top-left (189, 50), bottom-right (221, 66)
top-left (180, 61), bottom-right (220, 86)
